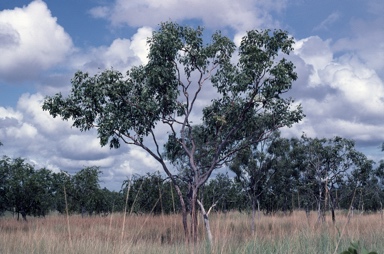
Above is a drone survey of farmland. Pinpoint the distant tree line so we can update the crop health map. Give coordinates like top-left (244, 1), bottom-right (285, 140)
top-left (1, 133), bottom-right (383, 221)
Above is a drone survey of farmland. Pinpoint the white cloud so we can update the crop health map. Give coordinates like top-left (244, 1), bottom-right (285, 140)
top-left (5, 122), bottom-right (37, 140)
top-left (313, 11), bottom-right (341, 31)
top-left (16, 93), bottom-right (73, 134)
top-left (294, 36), bottom-right (333, 86)
top-left (332, 17), bottom-right (384, 73)
top-left (0, 0), bottom-right (73, 82)
top-left (0, 93), bottom-right (121, 172)
top-left (129, 148), bottom-right (160, 170)
top-left (88, 6), bottom-right (109, 18)
top-left (71, 27), bottom-right (153, 73)
top-left (0, 106), bottom-right (23, 121)
top-left (287, 33), bottom-right (384, 144)
top-left (90, 0), bottom-right (287, 32)
top-left (129, 27), bottom-right (152, 65)
top-left (320, 56), bottom-right (384, 115)
top-left (0, 91), bottom-right (163, 190)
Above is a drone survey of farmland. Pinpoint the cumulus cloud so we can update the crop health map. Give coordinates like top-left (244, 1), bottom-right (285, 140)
top-left (71, 26), bottom-right (152, 74)
top-left (0, 92), bottom-right (164, 189)
top-left (2, 0), bottom-right (384, 190)
top-left (90, 0), bottom-right (286, 32)
top-left (294, 36), bottom-right (333, 86)
top-left (332, 18), bottom-right (384, 73)
top-left (0, 0), bottom-right (73, 82)
top-left (285, 31), bottom-right (384, 148)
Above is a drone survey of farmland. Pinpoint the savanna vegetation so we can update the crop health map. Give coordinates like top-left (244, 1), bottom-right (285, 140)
top-left (1, 22), bottom-right (383, 253)
top-left (0, 210), bottom-right (382, 253)
top-left (1, 132), bottom-right (383, 253)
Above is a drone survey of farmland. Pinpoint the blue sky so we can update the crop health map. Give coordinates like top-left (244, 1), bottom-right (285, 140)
top-left (1, 0), bottom-right (383, 190)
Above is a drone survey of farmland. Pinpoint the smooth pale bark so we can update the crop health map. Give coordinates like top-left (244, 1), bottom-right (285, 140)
top-left (197, 199), bottom-right (213, 246)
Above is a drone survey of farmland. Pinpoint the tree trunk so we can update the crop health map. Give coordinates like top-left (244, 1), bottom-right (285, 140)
top-left (329, 188), bottom-right (336, 225)
top-left (317, 181), bottom-right (325, 224)
top-left (297, 190), bottom-right (300, 210)
top-left (197, 199), bottom-right (213, 246)
top-left (172, 182), bottom-right (189, 243)
top-left (251, 197), bottom-right (256, 235)
top-left (190, 187), bottom-right (198, 243)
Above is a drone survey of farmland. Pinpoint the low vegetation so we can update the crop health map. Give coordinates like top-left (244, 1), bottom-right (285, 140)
top-left (0, 210), bottom-right (382, 254)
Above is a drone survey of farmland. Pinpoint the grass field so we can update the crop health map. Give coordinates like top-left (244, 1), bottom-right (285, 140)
top-left (0, 210), bottom-right (382, 254)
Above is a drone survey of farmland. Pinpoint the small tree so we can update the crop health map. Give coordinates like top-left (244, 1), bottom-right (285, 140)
top-left (51, 170), bottom-right (75, 214)
top-left (43, 22), bottom-right (303, 243)
top-left (297, 135), bottom-right (365, 224)
top-left (0, 156), bottom-right (10, 215)
top-left (230, 132), bottom-right (298, 232)
top-left (0, 157), bottom-right (56, 220)
top-left (72, 166), bottom-right (101, 216)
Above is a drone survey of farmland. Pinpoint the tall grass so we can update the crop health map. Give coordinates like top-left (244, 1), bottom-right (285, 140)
top-left (0, 210), bottom-right (382, 253)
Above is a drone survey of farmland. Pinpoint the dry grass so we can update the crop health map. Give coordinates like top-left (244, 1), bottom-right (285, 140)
top-left (0, 210), bottom-right (383, 254)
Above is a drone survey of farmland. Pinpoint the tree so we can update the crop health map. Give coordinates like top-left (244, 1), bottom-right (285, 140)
top-left (122, 172), bottom-right (168, 215)
top-left (230, 132), bottom-right (298, 233)
top-left (297, 135), bottom-right (364, 224)
top-left (0, 156), bottom-right (10, 214)
top-left (51, 170), bottom-right (75, 214)
top-left (26, 167), bottom-right (55, 217)
top-left (4, 157), bottom-right (36, 221)
top-left (72, 166), bottom-right (102, 216)
top-left (202, 172), bottom-right (245, 213)
top-left (42, 21), bottom-right (304, 243)
top-left (340, 154), bottom-right (378, 212)
top-left (0, 157), bottom-right (56, 220)
top-left (93, 187), bottom-right (121, 215)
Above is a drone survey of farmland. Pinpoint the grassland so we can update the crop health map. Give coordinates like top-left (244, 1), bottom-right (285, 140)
top-left (0, 210), bottom-right (382, 254)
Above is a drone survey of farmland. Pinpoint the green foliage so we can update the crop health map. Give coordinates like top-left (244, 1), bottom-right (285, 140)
top-left (202, 173), bottom-right (246, 211)
top-left (230, 131), bottom-right (298, 214)
top-left (42, 22), bottom-right (304, 241)
top-left (71, 166), bottom-right (102, 216)
top-left (42, 21), bottom-right (303, 181)
top-left (340, 242), bottom-right (378, 254)
top-left (121, 172), bottom-right (183, 215)
top-left (0, 156), bottom-right (56, 219)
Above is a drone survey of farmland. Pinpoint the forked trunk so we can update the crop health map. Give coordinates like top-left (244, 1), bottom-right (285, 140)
top-left (197, 199), bottom-right (213, 246)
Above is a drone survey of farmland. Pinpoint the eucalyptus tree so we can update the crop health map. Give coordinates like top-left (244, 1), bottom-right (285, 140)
top-left (4, 157), bottom-right (36, 220)
top-left (202, 172), bottom-right (245, 212)
top-left (72, 166), bottom-right (101, 216)
top-left (230, 131), bottom-right (297, 232)
top-left (27, 167), bottom-right (55, 217)
top-left (0, 156), bottom-right (10, 214)
top-left (93, 187), bottom-right (121, 215)
top-left (51, 170), bottom-right (75, 214)
top-left (43, 22), bottom-right (303, 243)
top-left (262, 136), bottom-right (301, 214)
top-left (374, 161), bottom-right (384, 212)
top-left (298, 135), bottom-right (364, 224)
top-left (341, 154), bottom-right (378, 212)
top-left (0, 157), bottom-right (56, 220)
top-left (121, 172), bottom-right (170, 215)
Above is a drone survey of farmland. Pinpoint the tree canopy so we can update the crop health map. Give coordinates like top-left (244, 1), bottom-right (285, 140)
top-left (42, 21), bottom-right (304, 243)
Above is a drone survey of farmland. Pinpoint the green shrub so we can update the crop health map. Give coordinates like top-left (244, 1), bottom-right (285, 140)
top-left (340, 242), bottom-right (378, 254)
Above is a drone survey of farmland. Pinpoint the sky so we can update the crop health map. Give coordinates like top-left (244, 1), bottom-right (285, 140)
top-left (0, 0), bottom-right (384, 190)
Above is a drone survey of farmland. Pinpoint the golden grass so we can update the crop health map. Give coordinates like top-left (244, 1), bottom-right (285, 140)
top-left (0, 210), bottom-right (383, 254)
